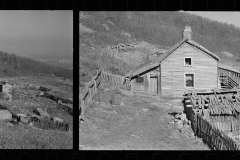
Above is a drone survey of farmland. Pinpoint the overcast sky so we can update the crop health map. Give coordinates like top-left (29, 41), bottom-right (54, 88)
top-left (188, 11), bottom-right (240, 29)
top-left (0, 11), bottom-right (72, 57)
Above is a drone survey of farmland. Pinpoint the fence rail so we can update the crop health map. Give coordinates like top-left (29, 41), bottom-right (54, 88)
top-left (193, 114), bottom-right (240, 150)
top-left (184, 91), bottom-right (240, 150)
top-left (79, 70), bottom-right (102, 121)
top-left (219, 73), bottom-right (239, 89)
top-left (79, 70), bottom-right (131, 122)
top-left (100, 70), bottom-right (131, 90)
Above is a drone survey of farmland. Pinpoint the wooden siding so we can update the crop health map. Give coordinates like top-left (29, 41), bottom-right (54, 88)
top-left (161, 43), bottom-right (218, 96)
top-left (132, 74), bottom-right (148, 92)
top-left (132, 69), bottom-right (160, 94)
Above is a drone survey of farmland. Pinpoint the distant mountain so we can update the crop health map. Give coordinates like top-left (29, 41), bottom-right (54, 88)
top-left (27, 53), bottom-right (73, 70)
top-left (27, 52), bottom-right (72, 61)
top-left (0, 51), bottom-right (72, 79)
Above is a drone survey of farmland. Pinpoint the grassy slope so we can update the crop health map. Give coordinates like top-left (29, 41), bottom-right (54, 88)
top-left (0, 51), bottom-right (72, 79)
top-left (80, 11), bottom-right (240, 88)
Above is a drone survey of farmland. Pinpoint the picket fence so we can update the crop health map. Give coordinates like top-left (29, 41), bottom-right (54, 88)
top-left (192, 114), bottom-right (240, 150)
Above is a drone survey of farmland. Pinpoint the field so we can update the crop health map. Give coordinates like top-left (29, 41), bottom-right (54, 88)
top-left (79, 82), bottom-right (209, 150)
top-left (0, 75), bottom-right (72, 149)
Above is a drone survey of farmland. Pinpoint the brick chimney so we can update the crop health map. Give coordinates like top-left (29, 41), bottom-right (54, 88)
top-left (183, 26), bottom-right (192, 39)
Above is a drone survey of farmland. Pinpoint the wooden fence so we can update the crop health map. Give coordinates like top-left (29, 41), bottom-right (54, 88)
top-left (79, 70), bottom-right (131, 122)
top-left (100, 70), bottom-right (131, 90)
top-left (193, 114), bottom-right (240, 150)
top-left (79, 70), bottom-right (102, 121)
top-left (184, 90), bottom-right (240, 150)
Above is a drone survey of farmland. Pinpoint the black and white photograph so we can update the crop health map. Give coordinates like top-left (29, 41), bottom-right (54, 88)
top-left (80, 11), bottom-right (240, 150)
top-left (0, 11), bottom-right (73, 149)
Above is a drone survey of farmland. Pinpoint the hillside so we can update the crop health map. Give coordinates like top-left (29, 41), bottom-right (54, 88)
top-left (27, 53), bottom-right (73, 70)
top-left (0, 51), bottom-right (73, 79)
top-left (80, 11), bottom-right (240, 88)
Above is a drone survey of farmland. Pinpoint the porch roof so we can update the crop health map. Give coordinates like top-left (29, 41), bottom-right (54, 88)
top-left (218, 63), bottom-right (240, 74)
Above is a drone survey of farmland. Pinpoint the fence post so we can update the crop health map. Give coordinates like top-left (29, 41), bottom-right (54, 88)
top-left (93, 80), bottom-right (97, 99)
top-left (80, 100), bottom-right (85, 121)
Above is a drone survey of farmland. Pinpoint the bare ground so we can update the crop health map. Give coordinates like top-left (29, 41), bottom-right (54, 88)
top-left (0, 75), bottom-right (73, 149)
top-left (79, 83), bottom-right (210, 150)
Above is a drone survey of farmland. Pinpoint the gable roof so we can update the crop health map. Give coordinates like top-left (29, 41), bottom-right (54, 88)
top-left (155, 37), bottom-right (220, 63)
top-left (218, 63), bottom-right (240, 74)
top-left (126, 38), bottom-right (220, 78)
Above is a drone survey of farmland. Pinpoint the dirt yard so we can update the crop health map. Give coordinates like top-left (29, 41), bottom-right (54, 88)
top-left (79, 83), bottom-right (210, 150)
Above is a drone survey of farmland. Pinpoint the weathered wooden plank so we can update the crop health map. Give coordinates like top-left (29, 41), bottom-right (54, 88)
top-left (161, 43), bottom-right (218, 96)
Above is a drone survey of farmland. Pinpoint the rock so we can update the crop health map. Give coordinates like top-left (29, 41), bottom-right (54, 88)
top-left (0, 110), bottom-right (12, 120)
top-left (175, 114), bottom-right (180, 119)
top-left (142, 108), bottom-right (148, 112)
top-left (180, 113), bottom-right (187, 121)
top-left (176, 123), bottom-right (183, 130)
top-left (30, 114), bottom-right (41, 122)
top-left (120, 102), bottom-right (124, 106)
top-left (175, 120), bottom-right (182, 126)
top-left (53, 117), bottom-right (64, 123)
top-left (36, 108), bottom-right (50, 118)
top-left (171, 106), bottom-right (184, 113)
top-left (38, 91), bottom-right (44, 96)
top-left (20, 116), bottom-right (29, 124)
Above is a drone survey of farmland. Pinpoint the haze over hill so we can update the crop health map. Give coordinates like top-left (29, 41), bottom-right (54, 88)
top-left (27, 52), bottom-right (73, 70)
top-left (0, 50), bottom-right (72, 79)
top-left (80, 11), bottom-right (240, 87)
top-left (0, 11), bottom-right (73, 71)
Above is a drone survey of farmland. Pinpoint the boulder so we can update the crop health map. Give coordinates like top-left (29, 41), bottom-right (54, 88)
top-left (20, 116), bottom-right (29, 124)
top-left (180, 113), bottom-right (187, 121)
top-left (36, 108), bottom-right (50, 118)
top-left (0, 110), bottom-right (12, 120)
top-left (38, 91), bottom-right (44, 96)
top-left (53, 117), bottom-right (64, 123)
top-left (175, 113), bottom-right (180, 119)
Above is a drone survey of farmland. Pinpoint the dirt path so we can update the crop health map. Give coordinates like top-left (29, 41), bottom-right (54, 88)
top-left (79, 84), bottom-right (210, 150)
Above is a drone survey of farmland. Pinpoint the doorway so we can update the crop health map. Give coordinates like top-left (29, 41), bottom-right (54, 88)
top-left (149, 75), bottom-right (158, 95)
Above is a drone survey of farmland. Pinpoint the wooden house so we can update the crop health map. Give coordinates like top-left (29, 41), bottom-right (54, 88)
top-left (126, 26), bottom-right (240, 97)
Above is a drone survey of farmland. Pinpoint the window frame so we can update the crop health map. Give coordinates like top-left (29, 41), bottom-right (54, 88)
top-left (184, 57), bottom-right (192, 66)
top-left (184, 73), bottom-right (195, 88)
top-left (136, 76), bottom-right (144, 84)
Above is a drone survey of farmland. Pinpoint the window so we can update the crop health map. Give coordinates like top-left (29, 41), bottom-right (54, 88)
top-left (184, 58), bottom-right (192, 66)
top-left (185, 74), bottom-right (194, 87)
top-left (136, 77), bottom-right (144, 83)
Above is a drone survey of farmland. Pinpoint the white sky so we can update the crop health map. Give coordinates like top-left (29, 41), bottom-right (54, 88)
top-left (187, 11), bottom-right (240, 29)
top-left (0, 11), bottom-right (73, 56)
